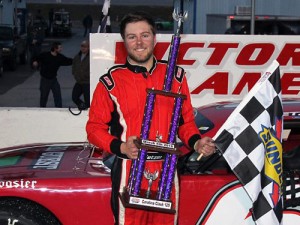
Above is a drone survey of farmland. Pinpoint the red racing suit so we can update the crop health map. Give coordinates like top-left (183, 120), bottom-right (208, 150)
top-left (86, 58), bottom-right (201, 225)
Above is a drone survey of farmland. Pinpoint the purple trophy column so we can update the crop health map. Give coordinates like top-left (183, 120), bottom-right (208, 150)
top-left (157, 153), bottom-right (171, 200)
top-left (127, 159), bottom-right (137, 195)
top-left (132, 149), bottom-right (147, 196)
top-left (157, 97), bottom-right (183, 200)
top-left (163, 154), bottom-right (177, 200)
top-left (164, 36), bottom-right (181, 92)
top-left (128, 91), bottom-right (156, 196)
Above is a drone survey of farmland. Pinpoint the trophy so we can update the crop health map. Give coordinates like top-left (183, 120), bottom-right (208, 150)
top-left (119, 9), bottom-right (188, 214)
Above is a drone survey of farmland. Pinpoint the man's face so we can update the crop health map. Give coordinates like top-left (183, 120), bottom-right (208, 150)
top-left (123, 21), bottom-right (156, 66)
top-left (80, 42), bottom-right (89, 54)
top-left (55, 45), bottom-right (63, 53)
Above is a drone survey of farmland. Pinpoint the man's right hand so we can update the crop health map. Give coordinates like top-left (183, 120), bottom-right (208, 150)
top-left (121, 136), bottom-right (139, 159)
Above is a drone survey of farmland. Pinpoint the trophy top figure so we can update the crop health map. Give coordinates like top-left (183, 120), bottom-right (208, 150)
top-left (172, 8), bottom-right (188, 36)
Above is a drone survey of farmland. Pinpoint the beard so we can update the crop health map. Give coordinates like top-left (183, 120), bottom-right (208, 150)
top-left (127, 50), bottom-right (153, 65)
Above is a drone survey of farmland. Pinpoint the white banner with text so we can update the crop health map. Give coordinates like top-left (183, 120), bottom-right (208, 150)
top-left (90, 33), bottom-right (300, 107)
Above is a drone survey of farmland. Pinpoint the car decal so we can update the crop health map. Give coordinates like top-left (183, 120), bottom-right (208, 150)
top-left (30, 145), bottom-right (68, 170)
top-left (196, 180), bottom-right (300, 225)
top-left (0, 179), bottom-right (37, 189)
top-left (7, 218), bottom-right (19, 225)
top-left (284, 111), bottom-right (300, 119)
top-left (31, 151), bottom-right (64, 170)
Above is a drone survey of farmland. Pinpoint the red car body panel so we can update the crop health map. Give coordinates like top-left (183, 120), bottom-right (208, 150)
top-left (0, 99), bottom-right (299, 225)
top-left (0, 143), bottom-right (114, 225)
top-left (178, 174), bottom-right (237, 224)
top-left (0, 142), bottom-right (237, 225)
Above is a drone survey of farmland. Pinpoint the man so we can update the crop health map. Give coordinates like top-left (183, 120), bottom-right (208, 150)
top-left (28, 28), bottom-right (43, 69)
top-left (86, 12), bottom-right (215, 225)
top-left (82, 14), bottom-right (93, 37)
top-left (71, 40), bottom-right (90, 110)
top-left (33, 42), bottom-right (72, 107)
top-left (48, 8), bottom-right (54, 34)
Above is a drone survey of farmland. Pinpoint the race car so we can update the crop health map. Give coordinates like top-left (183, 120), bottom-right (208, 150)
top-left (0, 99), bottom-right (299, 225)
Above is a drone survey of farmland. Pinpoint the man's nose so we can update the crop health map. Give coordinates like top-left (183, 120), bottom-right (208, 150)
top-left (137, 37), bottom-right (142, 44)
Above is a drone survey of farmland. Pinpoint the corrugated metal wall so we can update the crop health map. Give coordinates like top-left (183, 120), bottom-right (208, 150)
top-left (174, 0), bottom-right (300, 34)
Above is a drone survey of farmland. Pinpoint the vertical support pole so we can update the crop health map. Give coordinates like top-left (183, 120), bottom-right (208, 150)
top-left (250, 0), bottom-right (255, 34)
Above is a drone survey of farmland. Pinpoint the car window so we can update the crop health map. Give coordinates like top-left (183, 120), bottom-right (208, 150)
top-left (193, 108), bottom-right (215, 135)
top-left (283, 126), bottom-right (300, 152)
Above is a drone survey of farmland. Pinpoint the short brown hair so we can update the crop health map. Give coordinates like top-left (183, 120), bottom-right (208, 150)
top-left (119, 11), bottom-right (156, 39)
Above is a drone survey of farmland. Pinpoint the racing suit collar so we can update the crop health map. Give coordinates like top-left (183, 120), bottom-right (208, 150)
top-left (125, 57), bottom-right (157, 75)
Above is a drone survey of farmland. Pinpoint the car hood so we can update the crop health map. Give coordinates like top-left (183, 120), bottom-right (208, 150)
top-left (195, 98), bottom-right (300, 137)
top-left (0, 142), bottom-right (110, 180)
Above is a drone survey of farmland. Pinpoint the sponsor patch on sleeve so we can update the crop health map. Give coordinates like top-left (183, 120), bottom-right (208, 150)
top-left (174, 66), bottom-right (184, 83)
top-left (100, 73), bottom-right (115, 91)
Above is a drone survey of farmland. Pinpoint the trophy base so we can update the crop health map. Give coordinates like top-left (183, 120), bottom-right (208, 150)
top-left (119, 188), bottom-right (176, 214)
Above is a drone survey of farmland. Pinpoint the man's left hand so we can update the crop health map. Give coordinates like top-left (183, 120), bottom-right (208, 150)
top-left (194, 137), bottom-right (215, 157)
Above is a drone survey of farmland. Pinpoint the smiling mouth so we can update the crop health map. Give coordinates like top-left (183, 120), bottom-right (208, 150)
top-left (135, 48), bottom-right (145, 52)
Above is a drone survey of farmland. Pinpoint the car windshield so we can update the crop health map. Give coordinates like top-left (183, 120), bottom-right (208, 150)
top-left (193, 108), bottom-right (215, 135)
top-left (0, 27), bottom-right (13, 41)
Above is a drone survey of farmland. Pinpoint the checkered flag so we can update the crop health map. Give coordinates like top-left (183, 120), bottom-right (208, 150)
top-left (98, 0), bottom-right (111, 33)
top-left (213, 60), bottom-right (283, 225)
